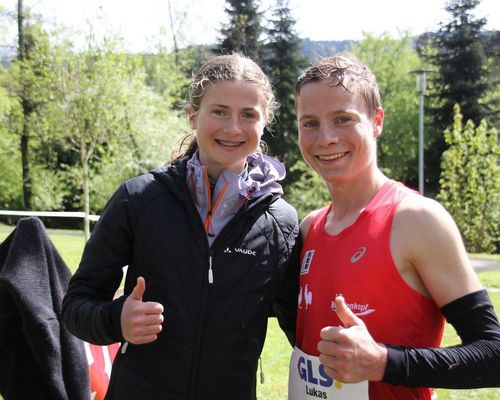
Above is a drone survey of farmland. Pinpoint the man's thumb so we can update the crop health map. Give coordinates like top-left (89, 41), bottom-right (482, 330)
top-left (130, 276), bottom-right (146, 301)
top-left (335, 295), bottom-right (362, 328)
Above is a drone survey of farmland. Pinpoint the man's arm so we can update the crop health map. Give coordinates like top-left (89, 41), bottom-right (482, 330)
top-left (383, 289), bottom-right (500, 388)
top-left (382, 194), bottom-right (500, 387)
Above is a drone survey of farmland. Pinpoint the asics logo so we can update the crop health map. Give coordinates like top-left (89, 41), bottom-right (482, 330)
top-left (351, 247), bottom-right (366, 263)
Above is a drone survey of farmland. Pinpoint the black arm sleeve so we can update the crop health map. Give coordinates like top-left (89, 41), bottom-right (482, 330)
top-left (382, 289), bottom-right (500, 388)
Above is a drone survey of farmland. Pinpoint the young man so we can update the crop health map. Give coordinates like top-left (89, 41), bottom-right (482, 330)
top-left (289, 54), bottom-right (500, 400)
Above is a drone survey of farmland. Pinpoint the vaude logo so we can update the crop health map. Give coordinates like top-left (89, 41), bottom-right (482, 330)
top-left (350, 246), bottom-right (367, 263)
top-left (225, 247), bottom-right (256, 256)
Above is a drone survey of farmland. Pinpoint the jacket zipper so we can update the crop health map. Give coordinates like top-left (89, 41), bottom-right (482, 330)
top-left (208, 253), bottom-right (213, 284)
top-left (159, 167), bottom-right (275, 398)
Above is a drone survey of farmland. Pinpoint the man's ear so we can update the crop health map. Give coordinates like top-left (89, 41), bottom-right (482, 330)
top-left (373, 107), bottom-right (384, 139)
top-left (187, 106), bottom-right (197, 130)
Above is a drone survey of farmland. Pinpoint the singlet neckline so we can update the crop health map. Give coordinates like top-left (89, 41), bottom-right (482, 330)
top-left (319, 179), bottom-right (395, 239)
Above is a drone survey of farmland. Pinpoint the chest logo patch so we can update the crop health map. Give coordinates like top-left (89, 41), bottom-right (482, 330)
top-left (350, 247), bottom-right (367, 263)
top-left (301, 250), bottom-right (315, 275)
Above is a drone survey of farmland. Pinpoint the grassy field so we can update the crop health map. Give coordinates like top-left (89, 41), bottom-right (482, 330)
top-left (0, 227), bottom-right (499, 399)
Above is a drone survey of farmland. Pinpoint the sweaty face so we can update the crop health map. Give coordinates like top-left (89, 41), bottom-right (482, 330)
top-left (296, 81), bottom-right (383, 185)
top-left (189, 80), bottom-right (266, 179)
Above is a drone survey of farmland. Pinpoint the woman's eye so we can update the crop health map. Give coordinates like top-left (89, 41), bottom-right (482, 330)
top-left (212, 109), bottom-right (226, 116)
top-left (242, 112), bottom-right (257, 119)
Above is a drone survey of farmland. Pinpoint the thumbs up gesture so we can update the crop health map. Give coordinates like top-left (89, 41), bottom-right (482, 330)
top-left (121, 277), bottom-right (164, 345)
top-left (317, 295), bottom-right (387, 383)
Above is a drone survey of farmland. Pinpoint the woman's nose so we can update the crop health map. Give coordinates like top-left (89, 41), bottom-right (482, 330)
top-left (224, 116), bottom-right (242, 135)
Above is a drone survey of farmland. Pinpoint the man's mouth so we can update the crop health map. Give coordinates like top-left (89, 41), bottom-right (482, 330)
top-left (317, 152), bottom-right (348, 161)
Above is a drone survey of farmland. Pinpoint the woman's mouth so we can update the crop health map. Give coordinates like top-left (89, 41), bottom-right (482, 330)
top-left (215, 139), bottom-right (244, 148)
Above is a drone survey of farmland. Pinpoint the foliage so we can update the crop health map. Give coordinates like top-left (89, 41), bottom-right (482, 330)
top-left (140, 45), bottom-right (210, 110)
top-left (262, 0), bottom-right (308, 187)
top-left (352, 32), bottom-right (421, 186)
top-left (217, 0), bottom-right (264, 61)
top-left (417, 0), bottom-right (495, 195)
top-left (482, 31), bottom-right (500, 130)
top-left (438, 105), bottom-right (499, 253)
top-left (9, 15), bottom-right (57, 209)
top-left (0, 79), bottom-right (23, 209)
top-left (424, 0), bottom-right (489, 130)
top-left (285, 160), bottom-right (330, 220)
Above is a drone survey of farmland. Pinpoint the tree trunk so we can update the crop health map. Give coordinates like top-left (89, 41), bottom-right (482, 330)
top-left (20, 108), bottom-right (32, 209)
top-left (81, 142), bottom-right (90, 241)
top-left (18, 0), bottom-right (32, 210)
top-left (167, 0), bottom-right (179, 66)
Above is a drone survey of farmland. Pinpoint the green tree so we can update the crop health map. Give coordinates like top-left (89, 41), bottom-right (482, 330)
top-left (50, 34), bottom-right (146, 239)
top-left (0, 81), bottom-right (23, 210)
top-left (418, 0), bottom-right (492, 194)
top-left (482, 30), bottom-right (500, 129)
top-left (437, 104), bottom-right (499, 253)
top-left (217, 0), bottom-right (263, 61)
top-left (285, 160), bottom-right (330, 220)
top-left (352, 32), bottom-right (421, 186)
top-left (13, 1), bottom-right (55, 209)
top-left (262, 0), bottom-right (307, 186)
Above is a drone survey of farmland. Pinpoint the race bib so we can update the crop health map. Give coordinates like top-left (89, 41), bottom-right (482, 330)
top-left (288, 346), bottom-right (368, 400)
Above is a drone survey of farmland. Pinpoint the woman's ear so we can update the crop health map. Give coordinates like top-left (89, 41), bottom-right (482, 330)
top-left (373, 107), bottom-right (384, 139)
top-left (187, 106), bottom-right (197, 130)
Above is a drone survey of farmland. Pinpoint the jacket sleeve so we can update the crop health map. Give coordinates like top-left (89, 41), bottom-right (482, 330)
top-left (62, 183), bottom-right (135, 345)
top-left (272, 205), bottom-right (301, 347)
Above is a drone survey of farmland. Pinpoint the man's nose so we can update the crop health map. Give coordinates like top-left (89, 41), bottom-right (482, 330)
top-left (317, 124), bottom-right (339, 145)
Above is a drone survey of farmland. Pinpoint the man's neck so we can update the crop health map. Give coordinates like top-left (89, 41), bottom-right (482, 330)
top-left (325, 169), bottom-right (387, 235)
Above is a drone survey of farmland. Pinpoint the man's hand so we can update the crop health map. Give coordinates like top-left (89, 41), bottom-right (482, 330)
top-left (121, 277), bottom-right (164, 345)
top-left (317, 295), bottom-right (387, 383)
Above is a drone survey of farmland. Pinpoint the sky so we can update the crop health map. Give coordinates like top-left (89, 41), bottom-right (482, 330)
top-left (2, 0), bottom-right (499, 52)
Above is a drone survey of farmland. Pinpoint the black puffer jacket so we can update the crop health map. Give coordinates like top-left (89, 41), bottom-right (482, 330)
top-left (62, 157), bottom-right (300, 400)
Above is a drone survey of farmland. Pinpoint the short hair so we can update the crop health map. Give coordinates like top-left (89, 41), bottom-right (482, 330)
top-left (296, 54), bottom-right (381, 116)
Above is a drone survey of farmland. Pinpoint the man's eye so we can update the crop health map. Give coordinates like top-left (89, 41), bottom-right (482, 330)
top-left (336, 117), bottom-right (351, 124)
top-left (303, 121), bottom-right (318, 128)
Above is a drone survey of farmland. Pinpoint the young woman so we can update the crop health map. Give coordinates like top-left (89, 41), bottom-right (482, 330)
top-left (62, 53), bottom-right (300, 400)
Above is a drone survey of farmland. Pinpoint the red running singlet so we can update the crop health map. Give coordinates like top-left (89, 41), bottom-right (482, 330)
top-left (296, 180), bottom-right (445, 400)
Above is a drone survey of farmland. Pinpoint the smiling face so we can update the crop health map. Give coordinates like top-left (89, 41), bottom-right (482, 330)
top-left (296, 80), bottom-right (384, 186)
top-left (188, 80), bottom-right (266, 179)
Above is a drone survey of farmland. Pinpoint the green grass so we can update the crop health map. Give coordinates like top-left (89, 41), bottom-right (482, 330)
top-left (0, 228), bottom-right (499, 400)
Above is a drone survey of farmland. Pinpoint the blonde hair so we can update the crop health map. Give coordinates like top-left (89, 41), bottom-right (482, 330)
top-left (171, 53), bottom-right (277, 162)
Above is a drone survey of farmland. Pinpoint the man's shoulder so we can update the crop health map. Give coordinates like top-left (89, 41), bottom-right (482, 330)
top-left (396, 193), bottom-right (448, 223)
top-left (300, 205), bottom-right (330, 239)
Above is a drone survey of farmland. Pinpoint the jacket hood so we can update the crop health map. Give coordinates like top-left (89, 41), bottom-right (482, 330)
top-left (185, 151), bottom-right (285, 246)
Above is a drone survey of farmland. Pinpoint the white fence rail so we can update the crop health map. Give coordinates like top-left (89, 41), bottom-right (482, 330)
top-left (0, 210), bottom-right (100, 222)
